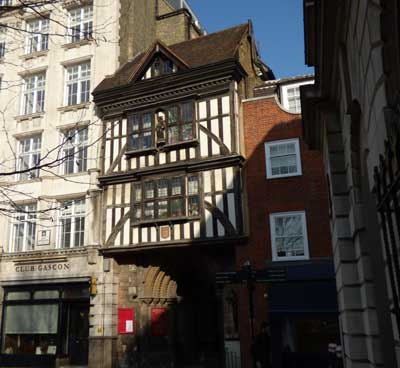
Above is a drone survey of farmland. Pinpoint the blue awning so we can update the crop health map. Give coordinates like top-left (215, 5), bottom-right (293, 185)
top-left (269, 280), bottom-right (338, 313)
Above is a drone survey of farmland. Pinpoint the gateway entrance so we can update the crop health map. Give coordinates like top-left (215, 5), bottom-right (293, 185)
top-left (0, 283), bottom-right (90, 367)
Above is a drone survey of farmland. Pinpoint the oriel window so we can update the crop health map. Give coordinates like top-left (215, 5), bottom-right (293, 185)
top-left (132, 174), bottom-right (200, 222)
top-left (167, 102), bottom-right (194, 144)
top-left (128, 112), bottom-right (153, 151)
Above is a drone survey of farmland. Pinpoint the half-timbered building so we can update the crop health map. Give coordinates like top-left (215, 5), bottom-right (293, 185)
top-left (93, 23), bottom-right (272, 367)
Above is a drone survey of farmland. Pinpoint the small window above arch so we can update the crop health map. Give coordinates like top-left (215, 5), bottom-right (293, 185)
top-left (141, 54), bottom-right (178, 80)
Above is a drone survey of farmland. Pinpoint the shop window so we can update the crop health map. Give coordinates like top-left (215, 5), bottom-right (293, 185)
top-left (132, 174), bottom-right (200, 223)
top-left (269, 211), bottom-right (309, 261)
top-left (33, 290), bottom-right (59, 300)
top-left (6, 292), bottom-right (30, 301)
top-left (3, 304), bottom-right (59, 355)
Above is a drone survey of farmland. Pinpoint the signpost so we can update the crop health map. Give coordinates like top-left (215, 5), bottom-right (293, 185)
top-left (216, 265), bottom-right (286, 368)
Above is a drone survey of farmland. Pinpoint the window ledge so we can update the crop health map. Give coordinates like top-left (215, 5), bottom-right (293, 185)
top-left (267, 173), bottom-right (302, 180)
top-left (63, 0), bottom-right (92, 10)
top-left (132, 216), bottom-right (201, 226)
top-left (14, 177), bottom-right (41, 184)
top-left (21, 50), bottom-right (49, 61)
top-left (61, 171), bottom-right (89, 178)
top-left (15, 112), bottom-right (45, 122)
top-left (272, 256), bottom-right (310, 262)
top-left (62, 38), bottom-right (92, 49)
top-left (125, 140), bottom-right (199, 158)
top-left (159, 139), bottom-right (199, 152)
top-left (58, 102), bottom-right (91, 113)
top-left (125, 147), bottom-right (158, 158)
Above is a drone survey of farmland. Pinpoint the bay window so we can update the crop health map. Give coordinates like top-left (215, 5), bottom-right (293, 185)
top-left (65, 62), bottom-right (90, 106)
top-left (26, 18), bottom-right (49, 54)
top-left (129, 112), bottom-right (153, 151)
top-left (11, 204), bottom-right (36, 253)
top-left (128, 101), bottom-right (194, 151)
top-left (22, 73), bottom-right (46, 115)
top-left (132, 174), bottom-right (200, 222)
top-left (167, 102), bottom-right (194, 144)
top-left (58, 199), bottom-right (85, 248)
top-left (16, 135), bottom-right (41, 181)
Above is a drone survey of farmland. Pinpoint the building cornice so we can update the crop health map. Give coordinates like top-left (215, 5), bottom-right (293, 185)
top-left (98, 154), bottom-right (245, 186)
top-left (93, 60), bottom-right (246, 116)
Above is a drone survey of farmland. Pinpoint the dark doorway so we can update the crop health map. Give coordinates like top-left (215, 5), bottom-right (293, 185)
top-left (62, 303), bottom-right (89, 366)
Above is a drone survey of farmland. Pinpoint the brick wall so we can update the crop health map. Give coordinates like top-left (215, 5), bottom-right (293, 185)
top-left (236, 96), bottom-right (332, 367)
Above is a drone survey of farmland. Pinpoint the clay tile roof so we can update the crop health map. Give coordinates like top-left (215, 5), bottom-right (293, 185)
top-left (93, 23), bottom-right (249, 93)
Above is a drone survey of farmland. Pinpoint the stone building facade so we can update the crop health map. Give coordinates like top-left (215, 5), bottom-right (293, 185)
top-left (301, 0), bottom-right (400, 367)
top-left (0, 1), bottom-right (202, 367)
top-left (236, 75), bottom-right (340, 368)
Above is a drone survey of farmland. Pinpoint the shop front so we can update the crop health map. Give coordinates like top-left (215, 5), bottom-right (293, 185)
top-left (268, 260), bottom-right (342, 368)
top-left (0, 282), bottom-right (90, 367)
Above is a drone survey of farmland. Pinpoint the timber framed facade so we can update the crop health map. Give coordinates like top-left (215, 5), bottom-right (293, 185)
top-left (93, 23), bottom-right (271, 367)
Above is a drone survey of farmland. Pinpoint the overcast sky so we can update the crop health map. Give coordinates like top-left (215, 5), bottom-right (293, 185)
top-left (189, 0), bottom-right (314, 79)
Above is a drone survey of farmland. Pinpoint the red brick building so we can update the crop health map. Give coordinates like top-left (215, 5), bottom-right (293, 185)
top-left (235, 76), bottom-right (341, 368)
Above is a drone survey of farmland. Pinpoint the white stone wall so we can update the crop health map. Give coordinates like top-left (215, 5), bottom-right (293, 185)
top-left (0, 0), bottom-right (121, 253)
top-left (320, 1), bottom-right (398, 367)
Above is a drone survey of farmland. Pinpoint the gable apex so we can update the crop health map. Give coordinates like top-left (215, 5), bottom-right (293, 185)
top-left (129, 41), bottom-right (190, 83)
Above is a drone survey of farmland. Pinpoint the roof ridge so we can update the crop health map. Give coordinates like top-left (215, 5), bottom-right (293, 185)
top-left (168, 22), bottom-right (249, 48)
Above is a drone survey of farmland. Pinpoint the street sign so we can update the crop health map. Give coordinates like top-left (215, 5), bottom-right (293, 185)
top-left (215, 268), bottom-right (286, 284)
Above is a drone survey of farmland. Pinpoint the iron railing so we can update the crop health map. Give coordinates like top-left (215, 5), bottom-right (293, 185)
top-left (374, 139), bottom-right (400, 337)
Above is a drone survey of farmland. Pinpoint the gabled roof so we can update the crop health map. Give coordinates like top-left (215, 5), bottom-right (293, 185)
top-left (93, 23), bottom-right (250, 94)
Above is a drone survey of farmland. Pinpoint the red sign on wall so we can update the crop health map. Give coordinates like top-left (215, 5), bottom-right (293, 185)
top-left (118, 308), bottom-right (135, 334)
top-left (151, 307), bottom-right (168, 337)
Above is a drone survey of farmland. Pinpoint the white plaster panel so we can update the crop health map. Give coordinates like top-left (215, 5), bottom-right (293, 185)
top-left (204, 171), bottom-right (212, 193)
top-left (225, 167), bottom-right (234, 189)
top-left (211, 118), bottom-right (220, 155)
top-left (210, 99), bottom-right (218, 117)
top-left (141, 228), bottom-right (148, 243)
top-left (222, 116), bottom-right (232, 151)
top-left (227, 193), bottom-right (236, 230)
top-left (170, 151), bottom-right (177, 162)
top-left (199, 101), bottom-right (207, 120)
top-left (200, 129), bottom-right (208, 157)
top-left (183, 223), bottom-right (190, 239)
top-left (150, 227), bottom-right (157, 242)
top-left (159, 152), bottom-right (166, 164)
top-left (215, 170), bottom-right (223, 192)
top-left (193, 221), bottom-right (200, 238)
top-left (133, 228), bottom-right (139, 244)
top-left (174, 224), bottom-right (181, 240)
top-left (222, 96), bottom-right (230, 115)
